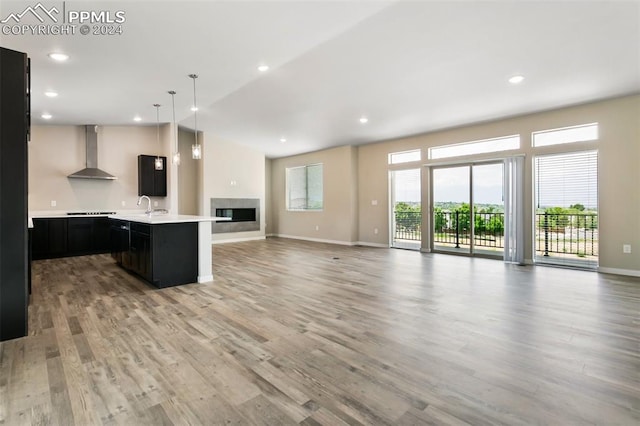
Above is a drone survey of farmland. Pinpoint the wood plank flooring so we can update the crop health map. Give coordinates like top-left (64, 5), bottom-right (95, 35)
top-left (1, 237), bottom-right (639, 425)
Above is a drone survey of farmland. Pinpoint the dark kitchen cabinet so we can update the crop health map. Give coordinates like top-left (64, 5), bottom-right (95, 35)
top-left (110, 219), bottom-right (198, 288)
top-left (93, 218), bottom-right (112, 252)
top-left (31, 219), bottom-right (50, 259)
top-left (110, 220), bottom-right (130, 267)
top-left (32, 218), bottom-right (68, 259)
top-left (68, 218), bottom-right (93, 254)
top-left (0, 47), bottom-right (29, 341)
top-left (130, 223), bottom-right (152, 282)
top-left (138, 155), bottom-right (167, 197)
top-left (47, 218), bottom-right (68, 256)
top-left (33, 217), bottom-right (111, 259)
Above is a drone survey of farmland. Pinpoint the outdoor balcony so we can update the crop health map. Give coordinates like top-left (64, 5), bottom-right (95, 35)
top-left (394, 210), bottom-right (598, 267)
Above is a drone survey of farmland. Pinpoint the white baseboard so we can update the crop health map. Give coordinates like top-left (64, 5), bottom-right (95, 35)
top-left (211, 236), bottom-right (266, 245)
top-left (198, 275), bottom-right (213, 283)
top-left (269, 234), bottom-right (392, 248)
top-left (598, 267), bottom-right (640, 277)
top-left (274, 234), bottom-right (361, 246)
top-left (356, 241), bottom-right (389, 248)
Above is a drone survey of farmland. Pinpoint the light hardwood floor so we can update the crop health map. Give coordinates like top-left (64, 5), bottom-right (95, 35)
top-left (1, 237), bottom-right (639, 425)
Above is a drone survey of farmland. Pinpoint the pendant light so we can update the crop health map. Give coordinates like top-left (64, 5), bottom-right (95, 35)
top-left (153, 103), bottom-right (163, 170)
top-left (189, 74), bottom-right (201, 160)
top-left (168, 90), bottom-right (180, 166)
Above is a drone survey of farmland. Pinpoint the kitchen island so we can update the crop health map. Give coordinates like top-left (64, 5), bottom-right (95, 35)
top-left (109, 214), bottom-right (229, 288)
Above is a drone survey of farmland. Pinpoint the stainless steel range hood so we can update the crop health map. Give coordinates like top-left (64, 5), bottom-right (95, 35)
top-left (68, 125), bottom-right (117, 180)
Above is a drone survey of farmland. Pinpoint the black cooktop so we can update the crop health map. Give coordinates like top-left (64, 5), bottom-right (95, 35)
top-left (66, 212), bottom-right (116, 216)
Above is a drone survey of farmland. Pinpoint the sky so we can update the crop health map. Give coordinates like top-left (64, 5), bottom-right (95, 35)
top-left (393, 166), bottom-right (504, 205)
top-left (393, 152), bottom-right (597, 209)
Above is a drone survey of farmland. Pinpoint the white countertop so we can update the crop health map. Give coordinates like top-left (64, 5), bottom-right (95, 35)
top-left (30, 210), bottom-right (117, 218)
top-left (109, 214), bottom-right (231, 224)
top-left (29, 210), bottom-right (231, 225)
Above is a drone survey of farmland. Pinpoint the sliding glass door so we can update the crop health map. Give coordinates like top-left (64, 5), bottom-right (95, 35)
top-left (431, 162), bottom-right (504, 258)
top-left (432, 166), bottom-right (471, 254)
top-left (390, 169), bottom-right (421, 250)
top-left (472, 163), bottom-right (505, 257)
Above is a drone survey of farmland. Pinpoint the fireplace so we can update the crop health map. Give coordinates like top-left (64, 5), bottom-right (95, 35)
top-left (215, 208), bottom-right (256, 222)
top-left (211, 198), bottom-right (260, 233)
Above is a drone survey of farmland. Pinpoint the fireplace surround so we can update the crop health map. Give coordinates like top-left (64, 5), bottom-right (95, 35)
top-left (211, 198), bottom-right (260, 233)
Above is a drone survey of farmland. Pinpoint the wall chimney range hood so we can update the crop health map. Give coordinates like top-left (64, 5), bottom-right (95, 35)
top-left (68, 125), bottom-right (117, 180)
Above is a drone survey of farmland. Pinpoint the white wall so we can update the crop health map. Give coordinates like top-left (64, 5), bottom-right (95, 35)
top-left (200, 135), bottom-right (266, 242)
top-left (269, 95), bottom-right (640, 275)
top-left (177, 127), bottom-right (199, 215)
top-left (28, 125), bottom-right (175, 212)
top-left (270, 145), bottom-right (359, 244)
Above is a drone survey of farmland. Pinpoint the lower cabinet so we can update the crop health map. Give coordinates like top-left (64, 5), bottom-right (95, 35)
top-left (110, 219), bottom-right (198, 288)
top-left (32, 218), bottom-right (68, 259)
top-left (68, 218), bottom-right (94, 254)
top-left (110, 219), bottom-right (130, 267)
top-left (130, 223), bottom-right (152, 283)
top-left (32, 217), bottom-right (112, 259)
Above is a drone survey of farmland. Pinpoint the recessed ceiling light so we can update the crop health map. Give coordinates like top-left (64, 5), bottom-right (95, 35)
top-left (44, 91), bottom-right (58, 98)
top-left (190, 106), bottom-right (198, 112)
top-left (508, 75), bottom-right (525, 84)
top-left (48, 52), bottom-right (69, 62)
top-left (133, 116), bottom-right (142, 122)
top-left (280, 138), bottom-right (286, 143)
top-left (359, 116), bottom-right (369, 124)
top-left (258, 64), bottom-right (269, 72)
top-left (41, 113), bottom-right (52, 119)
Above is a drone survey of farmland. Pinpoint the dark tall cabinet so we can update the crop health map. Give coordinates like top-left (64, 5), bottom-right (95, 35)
top-left (138, 155), bottom-right (167, 197)
top-left (0, 48), bottom-right (30, 341)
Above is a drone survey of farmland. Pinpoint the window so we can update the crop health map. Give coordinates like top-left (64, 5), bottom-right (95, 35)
top-left (532, 123), bottom-right (598, 147)
top-left (389, 149), bottom-right (421, 164)
top-left (534, 150), bottom-right (598, 269)
top-left (286, 164), bottom-right (323, 211)
top-left (428, 135), bottom-right (520, 160)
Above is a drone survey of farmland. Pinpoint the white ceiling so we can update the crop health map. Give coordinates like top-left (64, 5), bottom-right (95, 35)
top-left (2, 0), bottom-right (639, 158)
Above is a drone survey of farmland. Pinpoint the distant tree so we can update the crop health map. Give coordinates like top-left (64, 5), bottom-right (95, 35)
top-left (543, 207), bottom-right (569, 230)
top-left (394, 202), bottom-right (420, 213)
top-left (570, 203), bottom-right (585, 211)
top-left (456, 203), bottom-right (471, 233)
top-left (486, 214), bottom-right (504, 235)
top-left (434, 207), bottom-right (446, 232)
top-left (394, 202), bottom-right (421, 233)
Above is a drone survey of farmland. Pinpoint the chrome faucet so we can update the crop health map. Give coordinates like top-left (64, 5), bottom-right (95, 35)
top-left (137, 195), bottom-right (152, 215)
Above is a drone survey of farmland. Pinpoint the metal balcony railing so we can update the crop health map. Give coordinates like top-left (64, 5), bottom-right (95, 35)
top-left (395, 210), bottom-right (598, 260)
top-left (433, 211), bottom-right (504, 249)
top-left (535, 212), bottom-right (598, 258)
top-left (394, 211), bottom-right (421, 241)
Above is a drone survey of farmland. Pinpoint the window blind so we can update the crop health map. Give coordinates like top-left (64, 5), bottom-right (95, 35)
top-left (535, 151), bottom-right (598, 210)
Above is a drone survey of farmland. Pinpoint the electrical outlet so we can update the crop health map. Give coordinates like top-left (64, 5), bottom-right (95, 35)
top-left (50, 200), bottom-right (56, 207)
top-left (623, 244), bottom-right (631, 254)
top-left (315, 225), bottom-right (319, 231)
top-left (374, 228), bottom-right (379, 234)
top-left (371, 200), bottom-right (378, 206)
top-left (154, 201), bottom-right (158, 207)
top-left (121, 201), bottom-right (126, 207)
